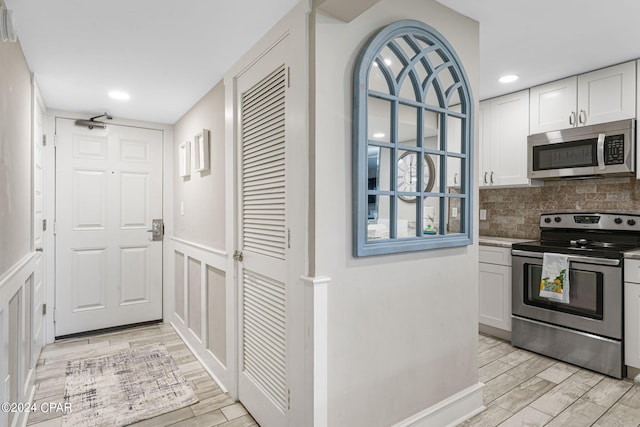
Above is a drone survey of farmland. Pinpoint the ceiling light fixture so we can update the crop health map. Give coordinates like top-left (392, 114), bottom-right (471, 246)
top-left (498, 74), bottom-right (519, 84)
top-left (109, 91), bottom-right (130, 100)
top-left (373, 132), bottom-right (386, 139)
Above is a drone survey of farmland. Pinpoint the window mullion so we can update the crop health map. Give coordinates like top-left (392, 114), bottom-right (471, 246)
top-left (416, 106), bottom-right (424, 237)
top-left (390, 98), bottom-right (399, 239)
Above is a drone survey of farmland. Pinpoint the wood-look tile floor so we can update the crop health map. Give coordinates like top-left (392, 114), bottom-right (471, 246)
top-left (461, 334), bottom-right (640, 427)
top-left (27, 323), bottom-right (258, 427)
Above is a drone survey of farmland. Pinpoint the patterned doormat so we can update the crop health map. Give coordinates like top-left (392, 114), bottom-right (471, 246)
top-left (63, 344), bottom-right (198, 426)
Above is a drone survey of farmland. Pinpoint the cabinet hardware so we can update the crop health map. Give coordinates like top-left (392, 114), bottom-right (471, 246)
top-left (569, 111), bottom-right (576, 126)
top-left (578, 109), bottom-right (587, 124)
top-left (233, 250), bottom-right (244, 262)
top-left (490, 171), bottom-right (495, 184)
top-left (484, 172), bottom-right (488, 184)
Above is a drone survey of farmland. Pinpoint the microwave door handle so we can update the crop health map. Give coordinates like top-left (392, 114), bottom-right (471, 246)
top-left (597, 134), bottom-right (606, 170)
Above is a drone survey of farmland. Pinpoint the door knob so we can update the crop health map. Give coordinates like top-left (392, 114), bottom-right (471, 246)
top-left (146, 219), bottom-right (163, 241)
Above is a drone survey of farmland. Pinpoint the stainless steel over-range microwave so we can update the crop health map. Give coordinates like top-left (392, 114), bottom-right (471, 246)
top-left (527, 119), bottom-right (635, 179)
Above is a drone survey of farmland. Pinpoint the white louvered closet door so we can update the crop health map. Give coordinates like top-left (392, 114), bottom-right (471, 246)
top-left (236, 36), bottom-right (290, 427)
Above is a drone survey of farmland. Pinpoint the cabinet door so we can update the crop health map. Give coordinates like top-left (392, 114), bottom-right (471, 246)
top-left (491, 90), bottom-right (530, 186)
top-left (577, 61), bottom-right (636, 126)
top-left (625, 281), bottom-right (640, 369)
top-left (529, 76), bottom-right (577, 134)
top-left (478, 100), bottom-right (492, 188)
top-left (479, 262), bottom-right (512, 331)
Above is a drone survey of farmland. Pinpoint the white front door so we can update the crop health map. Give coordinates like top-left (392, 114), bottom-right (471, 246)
top-left (236, 36), bottom-right (291, 427)
top-left (55, 118), bottom-right (163, 336)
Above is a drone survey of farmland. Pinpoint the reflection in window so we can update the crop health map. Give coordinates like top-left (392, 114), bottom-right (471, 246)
top-left (354, 20), bottom-right (474, 256)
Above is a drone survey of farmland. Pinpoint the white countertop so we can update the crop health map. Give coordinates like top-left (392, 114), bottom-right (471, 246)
top-left (479, 236), bottom-right (535, 248)
top-left (625, 249), bottom-right (640, 260)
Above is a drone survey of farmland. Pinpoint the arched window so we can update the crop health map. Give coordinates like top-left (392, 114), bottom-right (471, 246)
top-left (353, 20), bottom-right (473, 256)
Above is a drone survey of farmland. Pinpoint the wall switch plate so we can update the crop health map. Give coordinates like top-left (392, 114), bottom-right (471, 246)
top-left (451, 207), bottom-right (458, 218)
top-left (480, 209), bottom-right (487, 220)
top-left (180, 201), bottom-right (185, 216)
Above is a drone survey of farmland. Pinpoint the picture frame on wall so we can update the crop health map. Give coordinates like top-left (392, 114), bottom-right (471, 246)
top-left (179, 141), bottom-right (190, 177)
top-left (192, 129), bottom-right (210, 172)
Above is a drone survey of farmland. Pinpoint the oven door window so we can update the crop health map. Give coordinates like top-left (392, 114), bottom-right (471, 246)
top-left (524, 263), bottom-right (604, 319)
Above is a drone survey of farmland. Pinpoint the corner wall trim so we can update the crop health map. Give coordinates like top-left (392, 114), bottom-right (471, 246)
top-left (300, 275), bottom-right (331, 427)
top-left (392, 382), bottom-right (485, 427)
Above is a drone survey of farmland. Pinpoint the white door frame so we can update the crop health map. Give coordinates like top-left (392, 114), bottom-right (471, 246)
top-left (223, 2), bottom-right (310, 424)
top-left (42, 110), bottom-right (174, 344)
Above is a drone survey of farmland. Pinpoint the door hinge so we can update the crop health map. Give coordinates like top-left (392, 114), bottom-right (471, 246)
top-left (42, 303), bottom-right (46, 316)
top-left (287, 67), bottom-right (291, 88)
top-left (287, 229), bottom-right (291, 249)
top-left (53, 309), bottom-right (56, 322)
top-left (42, 219), bottom-right (47, 231)
top-left (287, 389), bottom-right (291, 410)
top-left (53, 134), bottom-right (57, 146)
top-left (42, 134), bottom-right (47, 146)
top-left (53, 221), bottom-right (57, 235)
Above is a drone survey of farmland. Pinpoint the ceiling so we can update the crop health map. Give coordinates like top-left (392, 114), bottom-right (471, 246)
top-left (4, 0), bottom-right (300, 124)
top-left (436, 0), bottom-right (640, 101)
top-left (6, 0), bottom-right (640, 124)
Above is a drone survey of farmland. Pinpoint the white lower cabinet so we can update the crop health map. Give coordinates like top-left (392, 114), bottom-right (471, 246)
top-left (625, 258), bottom-right (640, 369)
top-left (479, 246), bottom-right (512, 332)
top-left (625, 282), bottom-right (640, 369)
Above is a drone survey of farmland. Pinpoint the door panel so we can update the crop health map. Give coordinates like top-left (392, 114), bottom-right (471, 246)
top-left (237, 36), bottom-right (290, 427)
top-left (72, 169), bottom-right (107, 229)
top-left (55, 118), bottom-right (163, 336)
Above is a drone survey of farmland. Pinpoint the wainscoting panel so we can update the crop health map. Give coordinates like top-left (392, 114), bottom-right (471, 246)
top-left (0, 253), bottom-right (40, 427)
top-left (170, 237), bottom-right (230, 391)
top-left (174, 252), bottom-right (185, 322)
top-left (207, 265), bottom-right (226, 365)
top-left (188, 257), bottom-right (202, 341)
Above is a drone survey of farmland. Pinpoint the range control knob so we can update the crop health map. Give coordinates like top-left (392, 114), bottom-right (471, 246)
top-left (554, 216), bottom-right (562, 223)
top-left (629, 219), bottom-right (637, 226)
top-left (544, 217), bottom-right (552, 224)
top-left (615, 217), bottom-right (623, 224)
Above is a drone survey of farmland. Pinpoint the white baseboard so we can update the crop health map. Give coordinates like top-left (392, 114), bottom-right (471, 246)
top-left (170, 321), bottom-right (229, 393)
top-left (392, 382), bottom-right (485, 427)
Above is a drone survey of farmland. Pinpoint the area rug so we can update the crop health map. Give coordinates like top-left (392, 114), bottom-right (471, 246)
top-left (62, 344), bottom-right (198, 426)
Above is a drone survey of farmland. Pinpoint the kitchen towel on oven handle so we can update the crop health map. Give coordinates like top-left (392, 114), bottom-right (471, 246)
top-left (539, 253), bottom-right (570, 303)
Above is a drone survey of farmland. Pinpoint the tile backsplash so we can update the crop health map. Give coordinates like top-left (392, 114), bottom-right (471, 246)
top-left (479, 177), bottom-right (640, 240)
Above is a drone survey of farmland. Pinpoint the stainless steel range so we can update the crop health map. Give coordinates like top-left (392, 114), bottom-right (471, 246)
top-left (511, 212), bottom-right (640, 378)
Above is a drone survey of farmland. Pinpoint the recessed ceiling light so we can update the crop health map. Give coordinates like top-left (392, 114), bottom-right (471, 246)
top-left (109, 91), bottom-right (130, 100)
top-left (373, 132), bottom-right (386, 138)
top-left (498, 74), bottom-right (519, 84)
top-left (384, 58), bottom-right (393, 66)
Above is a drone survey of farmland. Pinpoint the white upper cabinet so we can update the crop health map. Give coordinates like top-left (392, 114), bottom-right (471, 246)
top-left (480, 90), bottom-right (532, 188)
top-left (529, 76), bottom-right (577, 134)
top-left (530, 61), bottom-right (636, 134)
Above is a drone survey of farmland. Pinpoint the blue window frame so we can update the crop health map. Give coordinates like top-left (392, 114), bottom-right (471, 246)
top-left (353, 20), bottom-right (474, 257)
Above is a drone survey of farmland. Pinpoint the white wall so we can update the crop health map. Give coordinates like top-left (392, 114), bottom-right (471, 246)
top-left (169, 79), bottom-right (232, 392)
top-left (312, 1), bottom-right (481, 425)
top-left (0, 7), bottom-right (41, 423)
top-left (0, 0), bottom-right (31, 276)
top-left (173, 81), bottom-right (226, 249)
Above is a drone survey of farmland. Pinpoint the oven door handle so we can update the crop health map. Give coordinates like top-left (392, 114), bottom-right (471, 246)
top-left (511, 249), bottom-right (620, 266)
